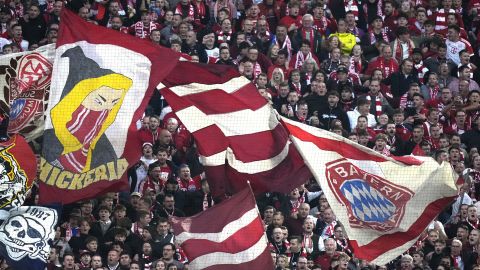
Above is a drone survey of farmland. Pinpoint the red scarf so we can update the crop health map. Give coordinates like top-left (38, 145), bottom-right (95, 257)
top-left (293, 51), bottom-right (312, 69)
top-left (379, 57), bottom-right (396, 78)
top-left (435, 8), bottom-right (455, 31)
top-left (350, 57), bottom-right (362, 74)
top-left (414, 62), bottom-right (429, 83)
top-left (302, 233), bottom-right (313, 253)
top-left (394, 39), bottom-right (413, 63)
top-left (373, 144), bottom-right (391, 156)
top-left (175, 3), bottom-right (195, 21)
top-left (344, 0), bottom-right (359, 20)
top-left (366, 94), bottom-right (383, 116)
top-left (46, 1), bottom-right (54, 13)
top-left (253, 61), bottom-right (262, 78)
top-left (291, 196), bottom-right (305, 212)
top-left (216, 30), bottom-right (232, 44)
top-left (134, 21), bottom-right (158, 39)
top-left (58, 105), bottom-right (109, 173)
top-left (428, 84), bottom-right (440, 100)
top-left (196, 1), bottom-right (206, 19)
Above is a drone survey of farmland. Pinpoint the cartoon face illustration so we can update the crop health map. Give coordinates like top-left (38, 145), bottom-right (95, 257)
top-left (49, 46), bottom-right (133, 173)
top-left (82, 86), bottom-right (124, 111)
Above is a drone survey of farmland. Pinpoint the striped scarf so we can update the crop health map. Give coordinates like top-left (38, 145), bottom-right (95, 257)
top-left (175, 3), bottom-right (195, 20)
top-left (392, 38), bottom-right (414, 63)
top-left (414, 62), bottom-right (429, 84)
top-left (272, 35), bottom-right (292, 60)
top-left (133, 21), bottom-right (158, 39)
top-left (434, 8), bottom-right (455, 31)
top-left (366, 94), bottom-right (383, 116)
top-left (345, 0), bottom-right (359, 20)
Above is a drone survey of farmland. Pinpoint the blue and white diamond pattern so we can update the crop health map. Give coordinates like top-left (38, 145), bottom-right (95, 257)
top-left (340, 180), bottom-right (396, 222)
top-left (9, 99), bottom-right (26, 119)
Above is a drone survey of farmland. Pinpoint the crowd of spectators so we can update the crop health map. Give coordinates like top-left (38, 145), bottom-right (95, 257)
top-left (0, 0), bottom-right (480, 268)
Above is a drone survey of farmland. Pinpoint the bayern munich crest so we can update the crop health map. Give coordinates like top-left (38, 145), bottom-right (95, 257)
top-left (325, 158), bottom-right (414, 232)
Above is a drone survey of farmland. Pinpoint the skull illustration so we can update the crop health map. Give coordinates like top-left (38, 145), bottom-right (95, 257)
top-left (0, 161), bottom-right (8, 183)
top-left (0, 148), bottom-right (28, 208)
top-left (0, 215), bottom-right (46, 260)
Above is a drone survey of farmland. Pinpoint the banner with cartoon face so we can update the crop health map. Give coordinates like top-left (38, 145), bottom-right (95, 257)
top-left (0, 206), bottom-right (57, 270)
top-left (38, 10), bottom-right (179, 204)
top-left (0, 45), bottom-right (55, 142)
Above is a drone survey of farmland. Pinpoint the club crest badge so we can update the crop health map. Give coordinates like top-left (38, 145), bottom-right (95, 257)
top-left (325, 158), bottom-right (414, 232)
top-left (8, 53), bottom-right (52, 135)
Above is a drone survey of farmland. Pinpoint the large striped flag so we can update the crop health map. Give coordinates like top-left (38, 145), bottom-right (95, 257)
top-left (282, 117), bottom-right (458, 265)
top-left (170, 186), bottom-right (274, 269)
top-left (160, 62), bottom-right (311, 197)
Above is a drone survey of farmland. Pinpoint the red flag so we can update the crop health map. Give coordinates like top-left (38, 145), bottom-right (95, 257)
top-left (170, 187), bottom-right (274, 269)
top-left (0, 134), bottom-right (36, 209)
top-left (160, 62), bottom-right (311, 197)
top-left (283, 117), bottom-right (457, 265)
top-left (37, 10), bottom-right (179, 204)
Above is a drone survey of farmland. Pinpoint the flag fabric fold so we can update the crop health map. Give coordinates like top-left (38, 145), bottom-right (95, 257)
top-left (160, 62), bottom-right (311, 197)
top-left (282, 117), bottom-right (457, 265)
top-left (170, 187), bottom-right (274, 270)
top-left (38, 9), bottom-right (179, 204)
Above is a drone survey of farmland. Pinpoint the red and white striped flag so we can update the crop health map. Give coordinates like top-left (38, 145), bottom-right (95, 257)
top-left (282, 117), bottom-right (458, 265)
top-left (160, 62), bottom-right (311, 197)
top-left (170, 186), bottom-right (274, 269)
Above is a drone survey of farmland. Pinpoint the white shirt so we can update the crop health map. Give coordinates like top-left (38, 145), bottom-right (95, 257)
top-left (0, 37), bottom-right (11, 51)
top-left (446, 39), bottom-right (467, 65)
top-left (347, 108), bottom-right (377, 131)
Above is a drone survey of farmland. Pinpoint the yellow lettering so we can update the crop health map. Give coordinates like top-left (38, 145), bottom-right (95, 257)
top-left (49, 166), bottom-right (61, 186)
top-left (107, 161), bottom-right (117, 180)
top-left (69, 173), bottom-right (85, 190)
top-left (56, 171), bottom-right (72, 189)
top-left (94, 165), bottom-right (108, 183)
top-left (115, 159), bottom-right (128, 181)
top-left (83, 169), bottom-right (95, 187)
top-left (39, 158), bottom-right (54, 185)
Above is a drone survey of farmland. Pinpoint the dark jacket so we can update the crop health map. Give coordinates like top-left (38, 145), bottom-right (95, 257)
top-left (317, 104), bottom-right (350, 131)
top-left (20, 16), bottom-right (47, 44)
top-left (382, 70), bottom-right (420, 107)
top-left (291, 28), bottom-right (323, 57)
